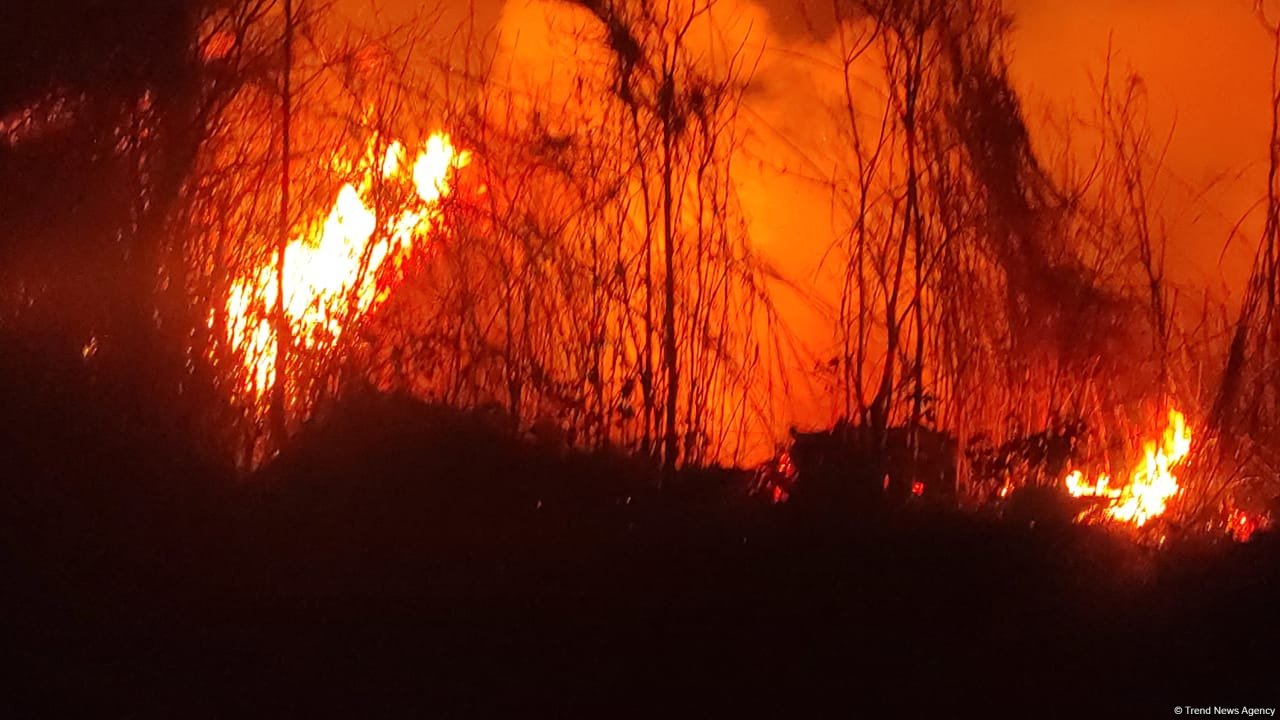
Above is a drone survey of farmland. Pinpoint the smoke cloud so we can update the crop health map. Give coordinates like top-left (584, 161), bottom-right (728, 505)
top-left (338, 0), bottom-right (1278, 451)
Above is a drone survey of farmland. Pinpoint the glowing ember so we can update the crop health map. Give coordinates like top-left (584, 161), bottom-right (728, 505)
top-left (756, 451), bottom-right (796, 504)
top-left (1064, 409), bottom-right (1192, 528)
top-left (223, 132), bottom-right (470, 399)
top-left (1227, 509), bottom-right (1272, 543)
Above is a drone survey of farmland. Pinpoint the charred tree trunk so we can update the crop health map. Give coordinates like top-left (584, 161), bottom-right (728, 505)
top-left (270, 0), bottom-right (294, 447)
top-left (660, 70), bottom-right (680, 479)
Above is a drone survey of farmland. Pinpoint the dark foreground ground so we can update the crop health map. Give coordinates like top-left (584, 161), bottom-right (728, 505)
top-left (2, 393), bottom-right (1278, 717)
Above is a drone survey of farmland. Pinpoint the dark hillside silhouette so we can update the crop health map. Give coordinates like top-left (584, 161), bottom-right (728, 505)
top-left (2, 383), bottom-right (1278, 713)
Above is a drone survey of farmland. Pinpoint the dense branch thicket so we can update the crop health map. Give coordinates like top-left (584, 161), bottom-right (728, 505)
top-left (352, 0), bottom-right (785, 475)
top-left (0, 0), bottom-right (1275, 524)
top-left (815, 0), bottom-right (1177, 501)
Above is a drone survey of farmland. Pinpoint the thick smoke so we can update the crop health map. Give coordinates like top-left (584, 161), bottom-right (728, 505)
top-left (1005, 0), bottom-right (1272, 301)
top-left (338, 0), bottom-right (1276, 303)
top-left (339, 0), bottom-right (1279, 457)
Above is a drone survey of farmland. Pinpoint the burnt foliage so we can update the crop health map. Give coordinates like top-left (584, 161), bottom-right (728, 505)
top-left (786, 421), bottom-right (958, 512)
top-left (967, 418), bottom-right (1087, 490)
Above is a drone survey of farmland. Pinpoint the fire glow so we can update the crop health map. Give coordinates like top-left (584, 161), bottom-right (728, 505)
top-left (223, 132), bottom-right (470, 398)
top-left (1064, 409), bottom-right (1193, 528)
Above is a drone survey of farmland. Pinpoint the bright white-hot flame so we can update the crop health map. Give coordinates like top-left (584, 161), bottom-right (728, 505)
top-left (223, 131), bottom-right (470, 400)
top-left (1065, 409), bottom-right (1192, 528)
top-left (412, 134), bottom-right (464, 204)
top-left (381, 140), bottom-right (405, 178)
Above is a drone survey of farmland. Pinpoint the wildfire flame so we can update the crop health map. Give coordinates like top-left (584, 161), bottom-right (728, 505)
top-left (1228, 509), bottom-right (1264, 543)
top-left (1064, 409), bottom-right (1192, 528)
top-left (223, 131), bottom-right (470, 399)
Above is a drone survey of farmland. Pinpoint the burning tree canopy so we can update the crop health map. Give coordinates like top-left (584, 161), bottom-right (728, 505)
top-left (221, 131), bottom-right (470, 415)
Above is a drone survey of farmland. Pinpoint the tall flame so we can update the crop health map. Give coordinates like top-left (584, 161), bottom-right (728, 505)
top-left (1065, 409), bottom-right (1192, 527)
top-left (223, 132), bottom-right (470, 399)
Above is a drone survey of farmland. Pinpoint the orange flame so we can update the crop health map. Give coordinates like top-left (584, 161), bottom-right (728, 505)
top-left (1065, 409), bottom-right (1192, 528)
top-left (1228, 509), bottom-right (1264, 543)
top-left (223, 132), bottom-right (470, 400)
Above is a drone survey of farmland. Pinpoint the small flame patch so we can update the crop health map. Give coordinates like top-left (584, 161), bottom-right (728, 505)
top-left (1064, 409), bottom-right (1192, 528)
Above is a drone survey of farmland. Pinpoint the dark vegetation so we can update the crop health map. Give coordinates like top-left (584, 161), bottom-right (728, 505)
top-left (787, 421), bottom-right (958, 510)
top-left (3, 357), bottom-right (1278, 714)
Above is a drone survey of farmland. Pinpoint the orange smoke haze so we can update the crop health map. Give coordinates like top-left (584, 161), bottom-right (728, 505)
top-left (383, 0), bottom-right (1275, 293)
top-left (330, 0), bottom-right (1278, 459)
top-left (1006, 0), bottom-right (1273, 301)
